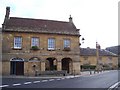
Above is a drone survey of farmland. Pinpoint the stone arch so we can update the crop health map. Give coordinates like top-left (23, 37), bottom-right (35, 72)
top-left (61, 57), bottom-right (73, 74)
top-left (10, 57), bottom-right (24, 75)
top-left (29, 57), bottom-right (41, 62)
top-left (28, 57), bottom-right (41, 76)
top-left (10, 57), bottom-right (24, 61)
top-left (45, 57), bottom-right (57, 70)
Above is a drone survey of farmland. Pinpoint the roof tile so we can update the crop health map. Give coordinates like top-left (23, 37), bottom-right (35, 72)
top-left (3, 17), bottom-right (79, 35)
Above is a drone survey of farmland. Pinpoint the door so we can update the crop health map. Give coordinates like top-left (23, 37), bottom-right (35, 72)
top-left (10, 60), bottom-right (24, 75)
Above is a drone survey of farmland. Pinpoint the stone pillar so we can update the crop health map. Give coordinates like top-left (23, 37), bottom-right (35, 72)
top-left (73, 61), bottom-right (81, 75)
top-left (57, 60), bottom-right (61, 71)
top-left (69, 61), bottom-right (73, 74)
top-left (24, 61), bottom-right (29, 76)
top-left (41, 60), bottom-right (45, 71)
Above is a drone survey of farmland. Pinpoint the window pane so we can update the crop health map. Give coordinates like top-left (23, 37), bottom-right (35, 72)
top-left (48, 38), bottom-right (55, 49)
top-left (14, 37), bottom-right (22, 48)
top-left (64, 39), bottom-right (70, 48)
top-left (31, 37), bottom-right (39, 46)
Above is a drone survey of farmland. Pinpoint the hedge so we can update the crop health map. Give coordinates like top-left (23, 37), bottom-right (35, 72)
top-left (81, 65), bottom-right (96, 69)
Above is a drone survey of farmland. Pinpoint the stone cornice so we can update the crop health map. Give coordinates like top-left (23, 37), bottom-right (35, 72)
top-left (3, 28), bottom-right (80, 36)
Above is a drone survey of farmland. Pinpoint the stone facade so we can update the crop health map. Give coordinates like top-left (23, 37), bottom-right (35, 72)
top-left (80, 48), bottom-right (118, 70)
top-left (2, 32), bottom-right (80, 75)
top-left (2, 7), bottom-right (81, 76)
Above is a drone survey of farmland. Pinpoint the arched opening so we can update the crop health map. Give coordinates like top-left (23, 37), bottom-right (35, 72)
top-left (62, 58), bottom-right (72, 73)
top-left (29, 57), bottom-right (40, 62)
top-left (45, 57), bottom-right (57, 70)
top-left (10, 57), bottom-right (24, 75)
top-left (28, 57), bottom-right (41, 75)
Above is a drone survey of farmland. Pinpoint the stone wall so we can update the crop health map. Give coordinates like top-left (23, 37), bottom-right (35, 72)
top-left (80, 55), bottom-right (118, 69)
top-left (2, 31), bottom-right (81, 75)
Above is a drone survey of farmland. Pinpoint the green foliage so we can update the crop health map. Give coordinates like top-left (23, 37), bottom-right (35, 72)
top-left (31, 46), bottom-right (39, 50)
top-left (81, 65), bottom-right (96, 70)
top-left (63, 47), bottom-right (71, 51)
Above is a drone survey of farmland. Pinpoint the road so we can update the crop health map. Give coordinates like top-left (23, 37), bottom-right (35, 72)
top-left (1, 70), bottom-right (119, 89)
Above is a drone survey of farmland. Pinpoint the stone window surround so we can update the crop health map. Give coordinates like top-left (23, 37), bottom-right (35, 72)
top-left (63, 39), bottom-right (71, 48)
top-left (12, 36), bottom-right (73, 51)
top-left (14, 36), bottom-right (22, 49)
top-left (31, 37), bottom-right (39, 47)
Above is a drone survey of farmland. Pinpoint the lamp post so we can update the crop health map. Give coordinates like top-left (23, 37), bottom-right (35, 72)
top-left (80, 37), bottom-right (85, 74)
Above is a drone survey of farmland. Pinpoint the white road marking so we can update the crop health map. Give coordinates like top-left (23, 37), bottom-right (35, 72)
top-left (74, 76), bottom-right (80, 77)
top-left (69, 76), bottom-right (74, 79)
top-left (66, 77), bottom-right (70, 79)
top-left (33, 81), bottom-right (41, 83)
top-left (41, 80), bottom-right (48, 82)
top-left (49, 79), bottom-right (55, 81)
top-left (61, 78), bottom-right (65, 80)
top-left (108, 81), bottom-right (120, 90)
top-left (56, 78), bottom-right (61, 80)
top-left (0, 85), bottom-right (9, 87)
top-left (13, 83), bottom-right (21, 86)
top-left (24, 82), bottom-right (32, 85)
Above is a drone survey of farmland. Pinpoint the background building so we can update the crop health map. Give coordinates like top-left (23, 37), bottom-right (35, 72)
top-left (106, 45), bottom-right (120, 69)
top-left (80, 47), bottom-right (118, 71)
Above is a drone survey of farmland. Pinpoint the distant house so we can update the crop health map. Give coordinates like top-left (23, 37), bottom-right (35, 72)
top-left (80, 48), bottom-right (118, 70)
top-left (106, 45), bottom-right (120, 68)
top-left (2, 7), bottom-right (81, 76)
top-left (106, 45), bottom-right (120, 55)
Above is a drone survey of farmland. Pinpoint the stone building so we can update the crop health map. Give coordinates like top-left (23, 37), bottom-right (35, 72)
top-left (106, 45), bottom-right (120, 68)
top-left (80, 48), bottom-right (118, 70)
top-left (2, 7), bottom-right (81, 76)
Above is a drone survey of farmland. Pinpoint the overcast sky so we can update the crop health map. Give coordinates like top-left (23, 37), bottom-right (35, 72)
top-left (0, 0), bottom-right (119, 49)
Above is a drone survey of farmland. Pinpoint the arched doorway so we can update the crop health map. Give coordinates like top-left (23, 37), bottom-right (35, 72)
top-left (62, 58), bottom-right (72, 73)
top-left (45, 58), bottom-right (57, 70)
top-left (10, 58), bottom-right (24, 75)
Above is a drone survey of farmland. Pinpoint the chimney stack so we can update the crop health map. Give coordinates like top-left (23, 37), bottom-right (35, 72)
top-left (5, 6), bottom-right (10, 19)
top-left (2, 7), bottom-right (10, 29)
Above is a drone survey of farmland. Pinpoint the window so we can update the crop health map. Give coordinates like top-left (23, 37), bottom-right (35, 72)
top-left (64, 39), bottom-right (70, 48)
top-left (14, 36), bottom-right (22, 49)
top-left (48, 38), bottom-right (55, 50)
top-left (31, 37), bottom-right (39, 47)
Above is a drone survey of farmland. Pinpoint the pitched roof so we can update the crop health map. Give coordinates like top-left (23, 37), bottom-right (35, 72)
top-left (80, 48), bottom-right (117, 56)
top-left (106, 45), bottom-right (120, 55)
top-left (3, 17), bottom-right (79, 36)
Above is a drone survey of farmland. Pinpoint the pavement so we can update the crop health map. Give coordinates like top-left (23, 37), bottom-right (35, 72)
top-left (1, 70), bottom-right (111, 79)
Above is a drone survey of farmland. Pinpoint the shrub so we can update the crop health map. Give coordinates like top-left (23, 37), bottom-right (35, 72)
top-left (31, 46), bottom-right (39, 50)
top-left (81, 65), bottom-right (96, 70)
top-left (63, 47), bottom-right (71, 51)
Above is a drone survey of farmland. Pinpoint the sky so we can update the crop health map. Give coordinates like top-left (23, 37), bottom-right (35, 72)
top-left (0, 0), bottom-right (119, 49)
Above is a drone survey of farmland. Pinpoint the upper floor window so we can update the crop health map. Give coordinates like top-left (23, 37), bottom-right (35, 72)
top-left (31, 37), bottom-right (39, 47)
top-left (14, 36), bottom-right (22, 49)
top-left (48, 38), bottom-right (55, 50)
top-left (64, 39), bottom-right (70, 48)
